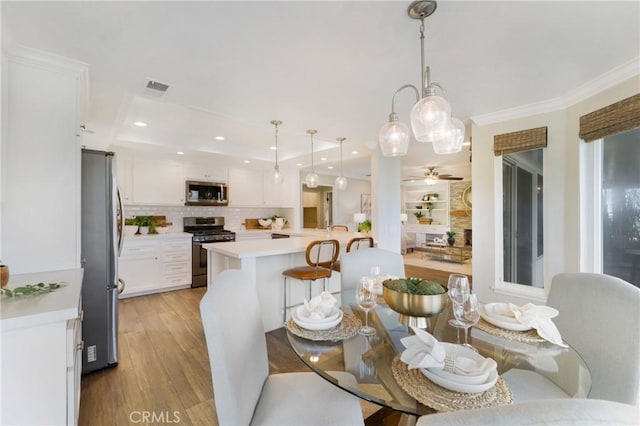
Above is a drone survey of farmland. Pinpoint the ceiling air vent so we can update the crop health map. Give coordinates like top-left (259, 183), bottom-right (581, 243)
top-left (146, 80), bottom-right (170, 92)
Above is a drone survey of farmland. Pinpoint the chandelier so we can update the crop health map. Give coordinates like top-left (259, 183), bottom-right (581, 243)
top-left (378, 0), bottom-right (464, 157)
top-left (334, 137), bottom-right (347, 190)
top-left (270, 120), bottom-right (283, 184)
top-left (304, 129), bottom-right (319, 188)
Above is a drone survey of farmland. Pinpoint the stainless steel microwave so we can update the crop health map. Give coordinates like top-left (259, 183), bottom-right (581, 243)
top-left (185, 180), bottom-right (228, 206)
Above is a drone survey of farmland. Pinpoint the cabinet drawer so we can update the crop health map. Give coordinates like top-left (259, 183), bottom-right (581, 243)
top-left (162, 252), bottom-right (190, 262)
top-left (162, 240), bottom-right (191, 252)
top-left (121, 244), bottom-right (156, 259)
top-left (163, 261), bottom-right (190, 276)
top-left (164, 274), bottom-right (190, 286)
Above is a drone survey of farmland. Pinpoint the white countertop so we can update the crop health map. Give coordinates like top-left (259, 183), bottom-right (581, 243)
top-left (124, 232), bottom-right (193, 241)
top-left (0, 268), bottom-right (83, 331)
top-left (205, 230), bottom-right (368, 259)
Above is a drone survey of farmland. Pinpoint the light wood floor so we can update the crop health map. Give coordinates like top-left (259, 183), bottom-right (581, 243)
top-left (79, 258), bottom-right (447, 425)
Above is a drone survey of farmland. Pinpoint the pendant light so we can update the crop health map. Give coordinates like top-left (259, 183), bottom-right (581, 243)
top-left (270, 120), bottom-right (283, 184)
top-left (334, 137), bottom-right (347, 190)
top-left (304, 129), bottom-right (319, 188)
top-left (379, 0), bottom-right (464, 156)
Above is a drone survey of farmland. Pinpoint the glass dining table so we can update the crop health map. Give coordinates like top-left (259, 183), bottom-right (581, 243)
top-left (286, 290), bottom-right (591, 416)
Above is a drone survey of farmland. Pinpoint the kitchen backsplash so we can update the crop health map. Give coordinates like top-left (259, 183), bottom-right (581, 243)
top-left (123, 205), bottom-right (287, 232)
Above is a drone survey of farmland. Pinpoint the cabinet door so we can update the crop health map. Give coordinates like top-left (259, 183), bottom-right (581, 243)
top-left (2, 48), bottom-right (86, 274)
top-left (228, 168), bottom-right (263, 206)
top-left (118, 243), bottom-right (160, 297)
top-left (263, 168), bottom-right (299, 207)
top-left (116, 156), bottom-right (134, 203)
top-left (132, 159), bottom-right (184, 205)
top-left (184, 164), bottom-right (227, 182)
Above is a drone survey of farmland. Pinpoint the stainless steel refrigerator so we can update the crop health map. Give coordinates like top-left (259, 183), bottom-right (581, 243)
top-left (81, 149), bottom-right (124, 374)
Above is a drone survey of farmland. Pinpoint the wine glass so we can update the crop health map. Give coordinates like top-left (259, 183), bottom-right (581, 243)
top-left (447, 274), bottom-right (470, 328)
top-left (454, 293), bottom-right (481, 347)
top-left (357, 277), bottom-right (377, 336)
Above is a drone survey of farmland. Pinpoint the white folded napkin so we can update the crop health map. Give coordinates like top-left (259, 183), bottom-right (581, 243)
top-left (496, 303), bottom-right (567, 347)
top-left (303, 291), bottom-right (337, 319)
top-left (400, 327), bottom-right (446, 370)
top-left (448, 355), bottom-right (497, 377)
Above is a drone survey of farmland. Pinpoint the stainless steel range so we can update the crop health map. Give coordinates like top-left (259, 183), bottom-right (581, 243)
top-left (184, 216), bottom-right (235, 287)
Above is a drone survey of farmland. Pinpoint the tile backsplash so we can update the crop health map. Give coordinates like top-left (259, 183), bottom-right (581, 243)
top-left (123, 205), bottom-right (289, 232)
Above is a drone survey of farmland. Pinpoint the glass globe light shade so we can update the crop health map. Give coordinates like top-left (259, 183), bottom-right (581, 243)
top-left (335, 175), bottom-right (347, 191)
top-left (305, 172), bottom-right (319, 188)
top-left (410, 94), bottom-right (451, 143)
top-left (273, 165), bottom-right (283, 184)
top-left (432, 118), bottom-right (464, 155)
top-left (378, 120), bottom-right (410, 157)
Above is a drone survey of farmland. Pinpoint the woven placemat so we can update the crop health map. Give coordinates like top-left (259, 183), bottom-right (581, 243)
top-left (391, 355), bottom-right (513, 412)
top-left (286, 312), bottom-right (362, 341)
top-left (475, 318), bottom-right (546, 343)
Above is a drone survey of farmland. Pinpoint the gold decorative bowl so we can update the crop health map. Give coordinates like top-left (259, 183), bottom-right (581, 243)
top-left (383, 283), bottom-right (447, 328)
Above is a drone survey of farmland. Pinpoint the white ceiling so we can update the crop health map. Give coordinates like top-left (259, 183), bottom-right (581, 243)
top-left (2, 1), bottom-right (638, 182)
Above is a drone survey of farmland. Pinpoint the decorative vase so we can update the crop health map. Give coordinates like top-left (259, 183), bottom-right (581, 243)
top-left (447, 237), bottom-right (455, 246)
top-left (1, 265), bottom-right (9, 288)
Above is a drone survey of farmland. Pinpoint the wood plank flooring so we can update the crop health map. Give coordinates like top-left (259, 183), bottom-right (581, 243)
top-left (79, 258), bottom-right (448, 425)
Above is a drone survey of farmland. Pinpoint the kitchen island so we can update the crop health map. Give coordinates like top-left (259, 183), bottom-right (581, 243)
top-left (1, 268), bottom-right (83, 426)
top-left (204, 229), bottom-right (364, 331)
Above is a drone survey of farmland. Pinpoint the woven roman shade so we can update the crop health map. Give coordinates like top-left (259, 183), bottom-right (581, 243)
top-left (579, 93), bottom-right (640, 142)
top-left (493, 126), bottom-right (547, 156)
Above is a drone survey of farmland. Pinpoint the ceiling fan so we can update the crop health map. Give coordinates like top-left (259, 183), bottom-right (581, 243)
top-left (405, 167), bottom-right (464, 184)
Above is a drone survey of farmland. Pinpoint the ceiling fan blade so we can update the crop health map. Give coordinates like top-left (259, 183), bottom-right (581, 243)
top-left (439, 176), bottom-right (463, 180)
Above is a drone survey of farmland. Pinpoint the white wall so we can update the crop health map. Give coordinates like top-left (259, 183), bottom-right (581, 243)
top-left (471, 75), bottom-right (639, 305)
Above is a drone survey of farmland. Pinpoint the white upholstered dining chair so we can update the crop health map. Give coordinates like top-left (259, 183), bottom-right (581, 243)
top-left (339, 247), bottom-right (405, 291)
top-left (200, 269), bottom-right (364, 426)
top-left (546, 272), bottom-right (640, 405)
top-left (502, 272), bottom-right (640, 405)
top-left (415, 398), bottom-right (639, 425)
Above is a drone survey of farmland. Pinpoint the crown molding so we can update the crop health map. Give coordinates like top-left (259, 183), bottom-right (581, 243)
top-left (471, 57), bottom-right (640, 126)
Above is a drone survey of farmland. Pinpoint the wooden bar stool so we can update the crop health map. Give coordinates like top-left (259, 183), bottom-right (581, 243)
top-left (332, 236), bottom-right (375, 273)
top-left (282, 239), bottom-right (340, 323)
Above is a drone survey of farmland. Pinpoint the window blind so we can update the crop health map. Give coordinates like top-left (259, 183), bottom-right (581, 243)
top-left (493, 126), bottom-right (547, 156)
top-left (579, 93), bottom-right (640, 142)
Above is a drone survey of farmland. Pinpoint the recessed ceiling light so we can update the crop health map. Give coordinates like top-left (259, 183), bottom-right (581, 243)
top-left (176, 151), bottom-right (184, 155)
top-left (320, 157), bottom-right (327, 161)
top-left (351, 150), bottom-right (358, 155)
top-left (269, 146), bottom-right (277, 150)
top-left (243, 160), bottom-right (250, 164)
top-left (296, 163), bottom-right (303, 167)
top-left (215, 136), bottom-right (225, 141)
top-left (327, 166), bottom-right (334, 169)
top-left (133, 121), bottom-right (148, 127)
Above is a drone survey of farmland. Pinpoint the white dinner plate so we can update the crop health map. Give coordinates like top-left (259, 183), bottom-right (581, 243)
top-left (481, 304), bottom-right (532, 331)
top-left (295, 305), bottom-right (341, 322)
top-left (291, 309), bottom-right (343, 331)
top-left (421, 365), bottom-right (498, 393)
top-left (427, 343), bottom-right (496, 385)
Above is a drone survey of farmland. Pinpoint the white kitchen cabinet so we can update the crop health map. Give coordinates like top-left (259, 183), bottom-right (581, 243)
top-left (183, 164), bottom-right (227, 183)
top-left (132, 158), bottom-right (185, 205)
top-left (116, 155), bottom-right (134, 203)
top-left (1, 46), bottom-right (88, 274)
top-left (1, 269), bottom-right (83, 426)
top-left (119, 234), bottom-right (192, 297)
top-left (228, 167), bottom-right (262, 206)
top-left (229, 167), bottom-right (299, 207)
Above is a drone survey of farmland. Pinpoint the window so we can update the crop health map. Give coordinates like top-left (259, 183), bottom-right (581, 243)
top-left (583, 129), bottom-right (640, 287)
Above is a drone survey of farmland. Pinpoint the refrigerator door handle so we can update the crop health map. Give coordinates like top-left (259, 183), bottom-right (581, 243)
top-left (117, 278), bottom-right (125, 294)
top-left (116, 187), bottom-right (125, 256)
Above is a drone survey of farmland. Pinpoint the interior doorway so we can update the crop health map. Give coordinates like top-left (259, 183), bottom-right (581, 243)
top-left (302, 185), bottom-right (332, 229)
